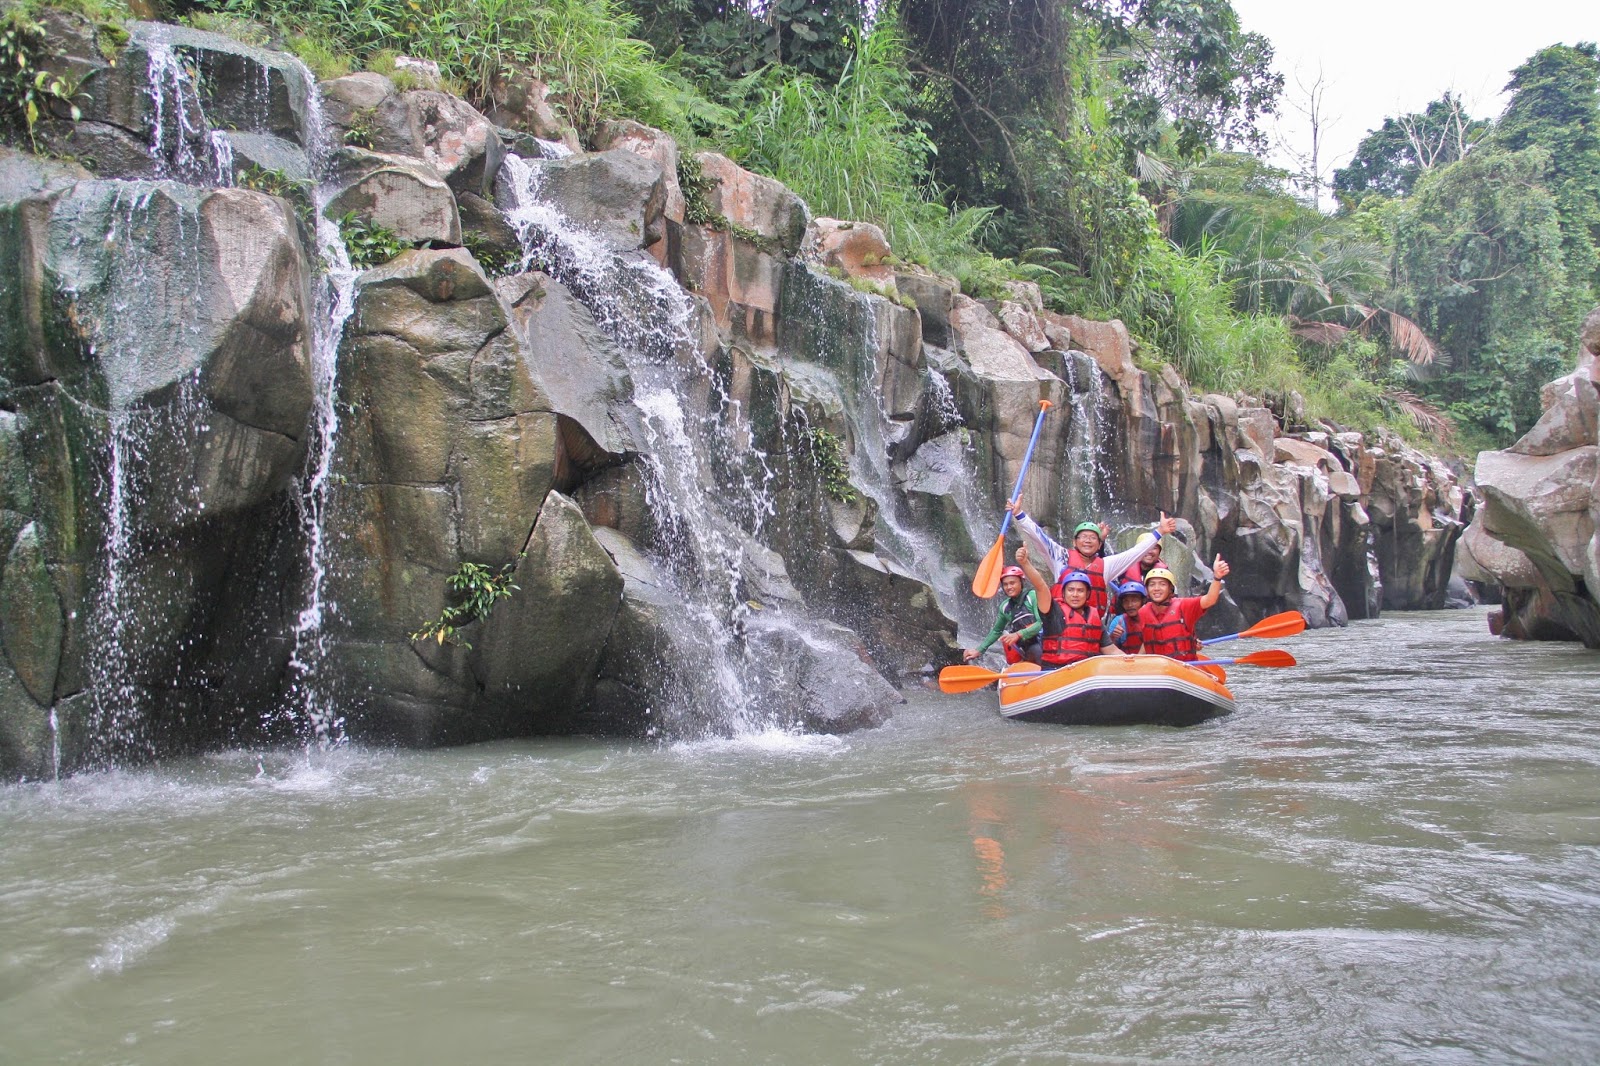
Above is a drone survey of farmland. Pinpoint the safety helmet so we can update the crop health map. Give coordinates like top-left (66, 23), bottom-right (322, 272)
top-left (1145, 567), bottom-right (1177, 586)
top-left (1061, 570), bottom-right (1093, 588)
top-left (1072, 521), bottom-right (1101, 537)
top-left (1117, 581), bottom-right (1148, 600)
top-left (1000, 565), bottom-right (1026, 580)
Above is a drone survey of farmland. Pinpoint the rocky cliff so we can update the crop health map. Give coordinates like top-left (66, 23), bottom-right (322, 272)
top-left (0, 16), bottom-right (1468, 778)
top-left (1458, 308), bottom-right (1600, 648)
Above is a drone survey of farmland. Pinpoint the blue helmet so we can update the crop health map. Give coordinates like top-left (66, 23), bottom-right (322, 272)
top-left (1117, 581), bottom-right (1148, 600)
top-left (1061, 570), bottom-right (1093, 588)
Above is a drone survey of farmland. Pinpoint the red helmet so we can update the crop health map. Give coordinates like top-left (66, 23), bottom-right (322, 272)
top-left (1000, 565), bottom-right (1026, 580)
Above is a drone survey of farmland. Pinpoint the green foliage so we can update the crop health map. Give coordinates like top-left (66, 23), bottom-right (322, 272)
top-left (798, 425), bottom-right (857, 503)
top-left (1391, 146), bottom-right (1572, 441)
top-left (409, 559), bottom-right (520, 650)
top-left (336, 211), bottom-right (414, 268)
top-left (200, 0), bottom-right (727, 137)
top-left (462, 230), bottom-right (522, 276)
top-left (342, 105), bottom-right (377, 148)
top-left (1333, 93), bottom-right (1488, 201)
top-left (1120, 240), bottom-right (1299, 393)
top-left (0, 11), bottom-right (83, 146)
top-left (1490, 42), bottom-right (1600, 309)
top-left (727, 20), bottom-right (933, 241)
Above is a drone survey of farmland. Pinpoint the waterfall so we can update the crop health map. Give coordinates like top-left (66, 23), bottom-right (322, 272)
top-left (78, 185), bottom-right (210, 764)
top-left (497, 153), bottom-right (781, 735)
top-left (1056, 351), bottom-right (1115, 525)
top-left (142, 28), bottom-right (228, 182)
top-left (281, 64), bottom-right (358, 747)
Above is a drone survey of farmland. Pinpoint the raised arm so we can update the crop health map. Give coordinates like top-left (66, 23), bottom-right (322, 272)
top-left (1199, 555), bottom-right (1231, 610)
top-left (1102, 512), bottom-right (1179, 585)
top-left (1015, 545), bottom-right (1053, 606)
top-left (1010, 500), bottom-right (1068, 582)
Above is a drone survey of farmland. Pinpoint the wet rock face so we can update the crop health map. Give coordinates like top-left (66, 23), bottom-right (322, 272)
top-left (0, 16), bottom-right (1489, 778)
top-left (37, 21), bottom-right (311, 179)
top-left (1466, 308), bottom-right (1600, 648)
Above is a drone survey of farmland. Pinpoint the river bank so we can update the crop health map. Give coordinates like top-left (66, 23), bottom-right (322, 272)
top-left (5, 608), bottom-right (1599, 1063)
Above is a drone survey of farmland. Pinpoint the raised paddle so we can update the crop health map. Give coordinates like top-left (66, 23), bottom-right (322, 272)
top-left (1190, 649), bottom-right (1297, 668)
top-left (1199, 611), bottom-right (1307, 646)
top-left (971, 398), bottom-right (1053, 599)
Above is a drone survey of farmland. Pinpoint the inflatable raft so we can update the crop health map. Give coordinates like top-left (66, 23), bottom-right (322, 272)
top-left (997, 655), bottom-right (1234, 727)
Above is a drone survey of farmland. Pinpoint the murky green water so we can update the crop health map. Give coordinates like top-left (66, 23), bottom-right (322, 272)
top-left (4, 609), bottom-right (1600, 1064)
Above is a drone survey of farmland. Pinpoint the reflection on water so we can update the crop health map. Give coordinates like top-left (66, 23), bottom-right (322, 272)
top-left (4, 609), bottom-right (1600, 1063)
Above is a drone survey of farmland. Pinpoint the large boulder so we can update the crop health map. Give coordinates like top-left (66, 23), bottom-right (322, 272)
top-left (361, 90), bottom-right (502, 196)
top-left (325, 149), bottom-right (461, 245)
top-left (38, 21), bottom-right (312, 179)
top-left (7, 180), bottom-right (313, 528)
top-left (693, 152), bottom-right (809, 255)
top-left (499, 150), bottom-right (666, 253)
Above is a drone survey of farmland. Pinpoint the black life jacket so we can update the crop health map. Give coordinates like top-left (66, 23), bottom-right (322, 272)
top-left (999, 593), bottom-right (1039, 637)
top-left (1041, 603), bottom-right (1102, 665)
top-left (1137, 600), bottom-right (1197, 661)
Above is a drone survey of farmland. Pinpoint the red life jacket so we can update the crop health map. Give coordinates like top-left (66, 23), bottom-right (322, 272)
top-left (1136, 600), bottom-right (1198, 661)
top-left (1041, 603), bottom-right (1102, 665)
top-left (1111, 613), bottom-right (1143, 653)
top-left (1065, 549), bottom-right (1108, 612)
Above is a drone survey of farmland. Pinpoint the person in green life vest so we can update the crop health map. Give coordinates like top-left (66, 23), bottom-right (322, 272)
top-left (963, 564), bottom-right (1043, 665)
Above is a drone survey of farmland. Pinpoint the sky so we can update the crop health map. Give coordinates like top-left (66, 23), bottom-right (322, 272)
top-left (1229, 0), bottom-right (1597, 200)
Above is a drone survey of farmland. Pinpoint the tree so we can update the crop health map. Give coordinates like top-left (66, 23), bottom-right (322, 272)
top-left (1391, 146), bottom-right (1572, 440)
top-left (1332, 94), bottom-right (1487, 201)
top-left (1490, 42), bottom-right (1600, 309)
top-left (621, 0), bottom-right (867, 81)
top-left (1102, 0), bottom-right (1282, 159)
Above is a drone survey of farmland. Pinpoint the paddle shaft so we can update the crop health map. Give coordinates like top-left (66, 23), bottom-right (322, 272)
top-left (996, 400), bottom-right (1053, 541)
top-left (971, 400), bottom-right (1053, 598)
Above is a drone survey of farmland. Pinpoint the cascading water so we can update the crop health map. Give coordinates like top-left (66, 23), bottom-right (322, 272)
top-left (78, 183), bottom-right (212, 764)
top-left (497, 153), bottom-right (781, 734)
top-left (142, 29), bottom-right (228, 182)
top-left (791, 277), bottom-right (977, 630)
top-left (1056, 350), bottom-right (1115, 525)
top-left (279, 67), bottom-right (359, 748)
top-left (75, 47), bottom-right (357, 761)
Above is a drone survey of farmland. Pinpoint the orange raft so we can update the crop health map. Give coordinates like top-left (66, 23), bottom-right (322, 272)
top-left (997, 655), bottom-right (1234, 727)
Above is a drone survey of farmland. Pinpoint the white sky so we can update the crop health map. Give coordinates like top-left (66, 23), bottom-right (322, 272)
top-left (1230, 0), bottom-right (1598, 200)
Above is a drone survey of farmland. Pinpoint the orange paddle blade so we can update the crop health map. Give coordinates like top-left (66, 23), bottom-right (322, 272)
top-left (1196, 664), bottom-right (1228, 683)
top-left (938, 664), bottom-right (1004, 693)
top-left (1237, 611), bottom-right (1307, 641)
top-left (1235, 649), bottom-right (1297, 667)
top-left (970, 533), bottom-right (1006, 599)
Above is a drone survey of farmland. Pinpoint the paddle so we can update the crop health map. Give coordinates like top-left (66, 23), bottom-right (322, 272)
top-left (938, 664), bottom-right (1009, 693)
top-left (938, 662), bottom-right (1045, 693)
top-left (971, 399), bottom-right (1053, 599)
top-left (1190, 649), bottom-right (1297, 668)
top-left (1199, 611), bottom-right (1307, 646)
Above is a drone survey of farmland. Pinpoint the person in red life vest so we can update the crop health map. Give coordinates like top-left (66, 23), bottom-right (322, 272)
top-left (1103, 581), bottom-right (1148, 653)
top-left (1137, 558), bottom-right (1231, 662)
top-left (1008, 499), bottom-right (1177, 614)
top-left (963, 565), bottom-right (1043, 666)
top-left (1015, 547), bottom-right (1125, 668)
top-left (1122, 538), bottom-right (1164, 586)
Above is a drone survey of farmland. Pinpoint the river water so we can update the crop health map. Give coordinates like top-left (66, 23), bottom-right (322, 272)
top-left (4, 608), bottom-right (1599, 1064)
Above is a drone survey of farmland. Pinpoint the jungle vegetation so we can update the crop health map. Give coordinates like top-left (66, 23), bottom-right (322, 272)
top-left (7, 0), bottom-right (1596, 450)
